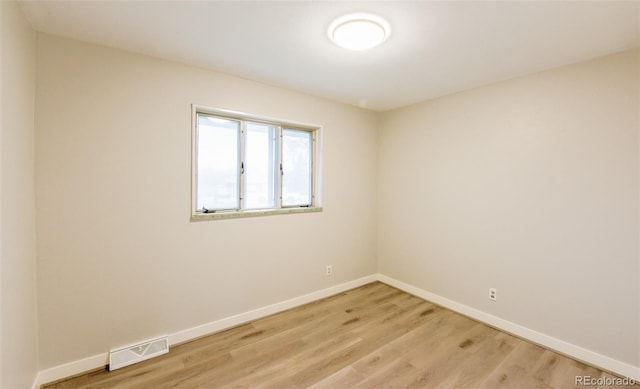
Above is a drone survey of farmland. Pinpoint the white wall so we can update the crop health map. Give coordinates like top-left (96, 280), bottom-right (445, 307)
top-left (378, 50), bottom-right (639, 366)
top-left (0, 1), bottom-right (39, 388)
top-left (35, 34), bottom-right (379, 369)
top-left (30, 28), bottom-right (640, 380)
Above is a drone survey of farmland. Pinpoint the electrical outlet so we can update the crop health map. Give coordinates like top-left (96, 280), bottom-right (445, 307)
top-left (326, 265), bottom-right (333, 276)
top-left (489, 288), bottom-right (497, 301)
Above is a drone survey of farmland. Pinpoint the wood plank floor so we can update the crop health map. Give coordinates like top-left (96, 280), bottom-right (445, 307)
top-left (44, 282), bottom-right (638, 388)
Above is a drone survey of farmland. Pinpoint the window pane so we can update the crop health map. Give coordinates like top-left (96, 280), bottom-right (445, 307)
top-left (196, 115), bottom-right (240, 210)
top-left (245, 122), bottom-right (278, 209)
top-left (282, 129), bottom-right (312, 206)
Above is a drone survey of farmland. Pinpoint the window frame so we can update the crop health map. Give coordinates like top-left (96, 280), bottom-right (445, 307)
top-left (191, 105), bottom-right (322, 221)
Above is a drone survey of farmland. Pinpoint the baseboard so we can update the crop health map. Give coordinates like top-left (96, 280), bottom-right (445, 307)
top-left (376, 273), bottom-right (640, 382)
top-left (31, 274), bottom-right (377, 388)
top-left (31, 272), bottom-right (639, 388)
top-left (33, 353), bottom-right (108, 389)
top-left (169, 274), bottom-right (377, 345)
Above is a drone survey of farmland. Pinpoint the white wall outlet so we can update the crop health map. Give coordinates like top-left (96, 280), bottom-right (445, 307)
top-left (326, 265), bottom-right (333, 276)
top-left (489, 288), bottom-right (497, 301)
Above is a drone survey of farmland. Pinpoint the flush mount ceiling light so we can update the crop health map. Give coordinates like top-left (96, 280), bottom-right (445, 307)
top-left (328, 13), bottom-right (391, 51)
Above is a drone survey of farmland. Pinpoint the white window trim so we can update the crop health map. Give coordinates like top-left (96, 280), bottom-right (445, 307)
top-left (191, 105), bottom-right (323, 221)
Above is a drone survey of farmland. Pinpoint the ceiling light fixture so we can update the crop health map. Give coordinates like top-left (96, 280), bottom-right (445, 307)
top-left (328, 13), bottom-right (391, 51)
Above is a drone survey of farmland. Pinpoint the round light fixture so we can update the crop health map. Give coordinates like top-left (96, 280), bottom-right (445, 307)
top-left (328, 13), bottom-right (391, 51)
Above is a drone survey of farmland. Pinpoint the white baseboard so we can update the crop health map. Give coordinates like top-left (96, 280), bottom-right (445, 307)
top-left (31, 274), bottom-right (377, 388)
top-left (169, 274), bottom-right (377, 345)
top-left (377, 274), bottom-right (640, 382)
top-left (31, 273), bottom-right (639, 388)
top-left (33, 353), bottom-right (108, 389)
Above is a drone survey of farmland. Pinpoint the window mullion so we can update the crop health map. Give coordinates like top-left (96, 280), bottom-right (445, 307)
top-left (276, 126), bottom-right (283, 209)
top-left (239, 121), bottom-right (246, 210)
top-left (310, 131), bottom-right (316, 207)
top-left (193, 117), bottom-right (199, 214)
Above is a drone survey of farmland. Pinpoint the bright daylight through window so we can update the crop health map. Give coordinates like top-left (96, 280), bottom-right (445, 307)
top-left (192, 107), bottom-right (320, 220)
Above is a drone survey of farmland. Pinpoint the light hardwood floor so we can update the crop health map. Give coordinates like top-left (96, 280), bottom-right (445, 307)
top-left (44, 282), bottom-right (637, 388)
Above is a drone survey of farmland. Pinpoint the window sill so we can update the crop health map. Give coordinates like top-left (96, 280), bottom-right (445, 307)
top-left (190, 206), bottom-right (323, 221)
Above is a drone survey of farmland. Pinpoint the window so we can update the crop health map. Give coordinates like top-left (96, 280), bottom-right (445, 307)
top-left (192, 106), bottom-right (321, 220)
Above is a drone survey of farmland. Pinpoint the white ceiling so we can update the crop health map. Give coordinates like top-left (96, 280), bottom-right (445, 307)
top-left (19, 1), bottom-right (640, 112)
